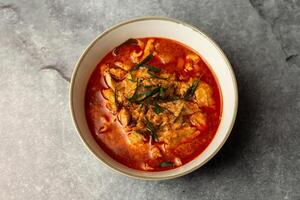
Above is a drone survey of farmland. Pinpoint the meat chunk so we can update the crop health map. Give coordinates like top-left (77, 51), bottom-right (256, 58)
top-left (103, 70), bottom-right (115, 90)
top-left (127, 132), bottom-right (145, 145)
top-left (189, 111), bottom-right (207, 130)
top-left (130, 50), bottom-right (143, 63)
top-left (184, 53), bottom-right (200, 71)
top-left (141, 163), bottom-right (154, 171)
top-left (109, 68), bottom-right (127, 80)
top-left (122, 74), bottom-right (138, 98)
top-left (159, 100), bottom-right (184, 117)
top-left (145, 107), bottom-right (170, 127)
top-left (149, 146), bottom-right (162, 159)
top-left (182, 102), bottom-right (200, 115)
top-left (159, 125), bottom-right (197, 147)
top-left (186, 53), bottom-right (200, 63)
top-left (174, 157), bottom-right (182, 167)
top-left (142, 39), bottom-right (155, 59)
top-left (118, 108), bottom-right (131, 126)
top-left (156, 53), bottom-right (173, 64)
top-left (195, 82), bottom-right (215, 108)
top-left (101, 88), bottom-right (118, 112)
top-left (175, 78), bottom-right (194, 97)
top-left (114, 61), bottom-right (131, 71)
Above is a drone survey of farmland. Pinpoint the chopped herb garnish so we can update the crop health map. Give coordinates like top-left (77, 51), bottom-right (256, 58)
top-left (148, 71), bottom-right (168, 80)
top-left (145, 118), bottom-right (158, 142)
top-left (143, 64), bottom-right (161, 72)
top-left (131, 53), bottom-right (153, 71)
top-left (159, 87), bottom-right (167, 99)
top-left (127, 78), bottom-right (140, 102)
top-left (131, 87), bottom-right (161, 103)
top-left (138, 87), bottom-right (160, 102)
top-left (160, 161), bottom-right (174, 167)
top-left (153, 99), bottom-right (164, 114)
top-left (183, 80), bottom-right (200, 100)
top-left (128, 86), bottom-right (161, 104)
top-left (143, 85), bottom-right (153, 88)
top-left (127, 78), bottom-right (136, 82)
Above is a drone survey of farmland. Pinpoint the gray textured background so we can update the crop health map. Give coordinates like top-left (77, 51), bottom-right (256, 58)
top-left (0, 0), bottom-right (299, 199)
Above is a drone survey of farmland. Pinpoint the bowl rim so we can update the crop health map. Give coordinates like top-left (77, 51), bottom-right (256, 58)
top-left (69, 16), bottom-right (238, 180)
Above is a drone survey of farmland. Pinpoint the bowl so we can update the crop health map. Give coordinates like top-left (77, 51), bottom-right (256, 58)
top-left (70, 17), bottom-right (238, 180)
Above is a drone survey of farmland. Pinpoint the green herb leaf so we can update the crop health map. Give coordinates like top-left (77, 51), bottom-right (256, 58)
top-left (160, 161), bottom-right (174, 167)
top-left (143, 85), bottom-right (153, 88)
top-left (127, 78), bottom-right (140, 102)
top-left (127, 78), bottom-right (136, 82)
top-left (145, 118), bottom-right (158, 142)
top-left (153, 99), bottom-right (164, 114)
top-left (183, 80), bottom-right (200, 100)
top-left (148, 71), bottom-right (168, 80)
top-left (133, 87), bottom-right (160, 103)
top-left (131, 53), bottom-right (153, 71)
top-left (143, 64), bottom-right (161, 72)
top-left (159, 87), bottom-right (167, 99)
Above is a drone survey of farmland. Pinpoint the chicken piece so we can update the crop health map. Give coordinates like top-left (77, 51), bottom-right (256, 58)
top-left (156, 53), bottom-right (173, 64)
top-left (123, 74), bottom-right (138, 98)
top-left (149, 146), bottom-right (162, 159)
top-left (142, 39), bottom-right (155, 59)
top-left (133, 68), bottom-right (151, 80)
top-left (174, 157), bottom-right (182, 167)
top-left (195, 82), bottom-right (215, 108)
top-left (101, 88), bottom-right (118, 112)
top-left (172, 114), bottom-right (183, 129)
top-left (114, 61), bottom-right (131, 71)
top-left (127, 132), bottom-right (145, 145)
top-left (130, 104), bottom-right (147, 123)
top-left (186, 53), bottom-right (200, 63)
top-left (174, 142), bottom-right (196, 156)
top-left (182, 102), bottom-right (200, 115)
top-left (184, 62), bottom-right (193, 71)
top-left (130, 50), bottom-right (143, 63)
top-left (109, 68), bottom-right (127, 80)
top-left (115, 87), bottom-right (127, 105)
top-left (145, 107), bottom-right (170, 127)
top-left (175, 78), bottom-right (193, 97)
top-left (141, 163), bottom-right (154, 171)
top-left (189, 111), bottom-right (207, 130)
top-left (141, 76), bottom-right (170, 87)
top-left (118, 108), bottom-right (131, 126)
top-left (159, 125), bottom-right (196, 147)
top-left (160, 71), bottom-right (176, 80)
top-left (159, 100), bottom-right (184, 117)
top-left (103, 70), bottom-right (115, 90)
top-left (184, 53), bottom-right (200, 71)
top-left (137, 39), bottom-right (145, 49)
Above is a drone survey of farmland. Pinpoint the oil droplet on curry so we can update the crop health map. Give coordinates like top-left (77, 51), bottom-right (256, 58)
top-left (85, 38), bottom-right (222, 171)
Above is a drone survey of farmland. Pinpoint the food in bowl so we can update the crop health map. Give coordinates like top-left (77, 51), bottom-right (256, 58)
top-left (85, 37), bottom-right (222, 171)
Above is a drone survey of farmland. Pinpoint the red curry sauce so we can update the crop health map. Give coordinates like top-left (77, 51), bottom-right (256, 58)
top-left (85, 38), bottom-right (221, 171)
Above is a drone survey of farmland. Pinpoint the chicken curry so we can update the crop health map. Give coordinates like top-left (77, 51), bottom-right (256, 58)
top-left (85, 37), bottom-right (222, 171)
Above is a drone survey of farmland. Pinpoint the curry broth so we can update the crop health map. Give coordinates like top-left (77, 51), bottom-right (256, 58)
top-left (85, 38), bottom-right (221, 171)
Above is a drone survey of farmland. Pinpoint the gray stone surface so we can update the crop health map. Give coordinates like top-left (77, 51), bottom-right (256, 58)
top-left (0, 0), bottom-right (299, 199)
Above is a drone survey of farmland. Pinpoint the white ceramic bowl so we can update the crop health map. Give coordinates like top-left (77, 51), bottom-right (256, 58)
top-left (70, 17), bottom-right (238, 180)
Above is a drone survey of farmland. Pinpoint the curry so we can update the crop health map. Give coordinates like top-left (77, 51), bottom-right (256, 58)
top-left (85, 37), bottom-right (222, 171)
